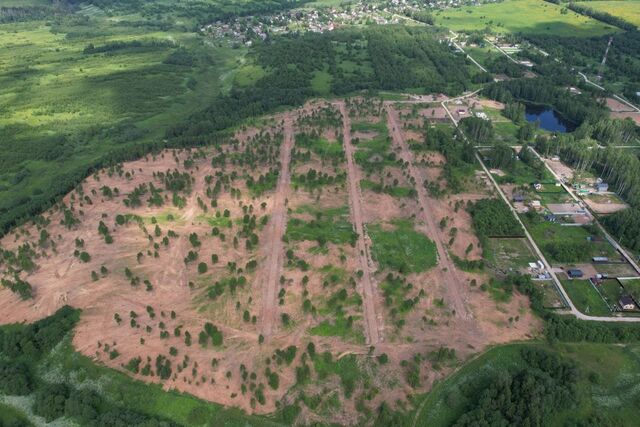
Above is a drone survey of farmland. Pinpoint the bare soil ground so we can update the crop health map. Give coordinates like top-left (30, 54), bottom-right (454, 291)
top-left (0, 97), bottom-right (542, 425)
top-left (583, 196), bottom-right (629, 214)
top-left (337, 100), bottom-right (382, 345)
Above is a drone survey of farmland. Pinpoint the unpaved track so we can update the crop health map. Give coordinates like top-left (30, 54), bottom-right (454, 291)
top-left (336, 101), bottom-right (382, 345)
top-left (259, 113), bottom-right (294, 337)
top-left (385, 104), bottom-right (471, 320)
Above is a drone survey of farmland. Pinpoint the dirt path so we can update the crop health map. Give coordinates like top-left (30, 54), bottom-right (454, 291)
top-left (259, 113), bottom-right (294, 337)
top-left (336, 101), bottom-right (382, 345)
top-left (385, 104), bottom-right (471, 320)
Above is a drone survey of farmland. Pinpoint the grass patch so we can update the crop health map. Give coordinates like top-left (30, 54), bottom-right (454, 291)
top-left (286, 205), bottom-right (356, 246)
top-left (484, 237), bottom-right (536, 271)
top-left (525, 219), bottom-right (616, 264)
top-left (360, 179), bottom-right (416, 198)
top-left (368, 220), bottom-right (437, 273)
top-left (562, 279), bottom-right (611, 316)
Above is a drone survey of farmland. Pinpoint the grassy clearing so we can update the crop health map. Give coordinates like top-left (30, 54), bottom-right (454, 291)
top-left (562, 279), bottom-right (611, 316)
top-left (484, 237), bottom-right (536, 271)
top-left (434, 0), bottom-right (619, 36)
top-left (575, 0), bottom-right (640, 26)
top-left (0, 14), bottom-right (241, 233)
top-left (360, 179), bottom-right (416, 198)
top-left (286, 205), bottom-right (356, 246)
top-left (368, 220), bottom-right (437, 273)
top-left (539, 280), bottom-right (567, 308)
top-left (412, 342), bottom-right (640, 427)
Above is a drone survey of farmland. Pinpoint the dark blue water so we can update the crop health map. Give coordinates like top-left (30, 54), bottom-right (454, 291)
top-left (525, 104), bottom-right (574, 132)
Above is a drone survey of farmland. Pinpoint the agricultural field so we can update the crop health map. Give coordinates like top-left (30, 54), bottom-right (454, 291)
top-left (433, 0), bottom-right (619, 36)
top-left (575, 0), bottom-right (640, 27)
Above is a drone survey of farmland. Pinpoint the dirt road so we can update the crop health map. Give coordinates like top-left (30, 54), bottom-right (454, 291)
top-left (385, 104), bottom-right (471, 320)
top-left (336, 101), bottom-right (382, 345)
top-left (259, 114), bottom-right (294, 337)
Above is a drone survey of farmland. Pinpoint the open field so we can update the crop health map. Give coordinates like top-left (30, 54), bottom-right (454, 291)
top-left (575, 0), bottom-right (640, 27)
top-left (434, 0), bottom-right (619, 36)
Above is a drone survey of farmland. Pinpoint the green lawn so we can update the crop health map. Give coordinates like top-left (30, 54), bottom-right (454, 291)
top-left (576, 0), bottom-right (640, 27)
top-left (434, 0), bottom-right (620, 36)
top-left (562, 279), bottom-right (611, 316)
top-left (598, 279), bottom-right (626, 307)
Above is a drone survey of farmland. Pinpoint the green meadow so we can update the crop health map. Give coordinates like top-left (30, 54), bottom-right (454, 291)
top-left (434, 0), bottom-right (619, 36)
top-left (576, 0), bottom-right (640, 27)
top-left (0, 13), bottom-right (242, 233)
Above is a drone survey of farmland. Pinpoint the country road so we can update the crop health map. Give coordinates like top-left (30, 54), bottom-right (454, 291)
top-left (385, 104), bottom-right (471, 320)
top-left (259, 113), bottom-right (294, 337)
top-left (336, 101), bottom-right (382, 345)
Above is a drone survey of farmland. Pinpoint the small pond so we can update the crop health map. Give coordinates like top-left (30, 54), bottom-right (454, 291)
top-left (525, 104), bottom-right (575, 132)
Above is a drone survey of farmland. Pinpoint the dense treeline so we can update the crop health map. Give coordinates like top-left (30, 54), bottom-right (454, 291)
top-left (601, 208), bottom-right (640, 252)
top-left (169, 26), bottom-right (472, 144)
top-left (458, 117), bottom-right (494, 144)
top-left (453, 348), bottom-right (578, 426)
top-left (483, 78), bottom-right (606, 126)
top-left (422, 124), bottom-right (475, 192)
top-left (0, 305), bottom-right (79, 359)
top-left (525, 33), bottom-right (640, 101)
top-left (63, 0), bottom-right (310, 27)
top-left (0, 306), bottom-right (179, 425)
top-left (367, 26), bottom-right (471, 94)
top-left (468, 198), bottom-right (524, 239)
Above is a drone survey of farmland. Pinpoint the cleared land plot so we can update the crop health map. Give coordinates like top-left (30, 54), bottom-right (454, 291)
top-left (562, 279), bottom-right (611, 316)
top-left (434, 0), bottom-right (619, 36)
top-left (526, 220), bottom-right (618, 265)
top-left (594, 262), bottom-right (639, 278)
top-left (484, 237), bottom-right (537, 272)
top-left (539, 280), bottom-right (566, 309)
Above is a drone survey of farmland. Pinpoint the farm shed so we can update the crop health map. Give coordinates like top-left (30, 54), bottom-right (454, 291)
top-left (567, 269), bottom-right (584, 278)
